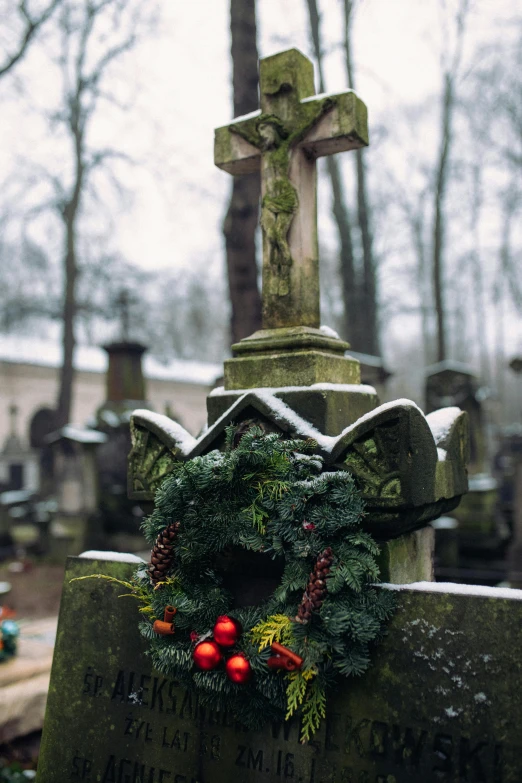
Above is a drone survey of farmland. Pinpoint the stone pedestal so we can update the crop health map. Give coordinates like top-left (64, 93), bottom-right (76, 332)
top-left (224, 327), bottom-right (359, 390)
top-left (377, 527), bottom-right (435, 584)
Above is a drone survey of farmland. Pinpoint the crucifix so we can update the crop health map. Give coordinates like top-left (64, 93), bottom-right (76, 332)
top-left (114, 289), bottom-right (137, 343)
top-left (215, 48), bottom-right (368, 331)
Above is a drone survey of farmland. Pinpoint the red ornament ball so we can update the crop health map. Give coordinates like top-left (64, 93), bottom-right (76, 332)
top-left (226, 654), bottom-right (252, 684)
top-left (213, 615), bottom-right (242, 647)
top-left (193, 640), bottom-right (222, 670)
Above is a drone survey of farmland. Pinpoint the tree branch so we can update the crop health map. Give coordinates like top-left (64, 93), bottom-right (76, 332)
top-left (0, 0), bottom-right (61, 78)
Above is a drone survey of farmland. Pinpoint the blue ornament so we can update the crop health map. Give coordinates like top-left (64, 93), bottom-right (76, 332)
top-left (1, 619), bottom-right (20, 638)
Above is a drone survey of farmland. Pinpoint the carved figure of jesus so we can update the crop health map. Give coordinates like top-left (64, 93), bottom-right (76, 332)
top-left (215, 48), bottom-right (368, 330)
top-left (257, 117), bottom-right (297, 296)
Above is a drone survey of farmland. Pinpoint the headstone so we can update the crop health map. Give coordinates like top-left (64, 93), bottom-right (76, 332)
top-left (0, 404), bottom-right (40, 493)
top-left (425, 362), bottom-right (486, 474)
top-left (38, 47), bottom-right (478, 783)
top-left (345, 350), bottom-right (392, 404)
top-left (507, 457), bottom-right (522, 587)
top-left (37, 554), bottom-right (522, 781)
top-left (44, 426), bottom-right (107, 555)
top-left (425, 363), bottom-right (505, 582)
top-left (95, 337), bottom-right (152, 550)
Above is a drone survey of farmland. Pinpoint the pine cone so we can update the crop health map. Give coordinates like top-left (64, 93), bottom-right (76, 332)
top-left (148, 521), bottom-right (180, 586)
top-left (232, 418), bottom-right (276, 448)
top-left (296, 547), bottom-right (334, 624)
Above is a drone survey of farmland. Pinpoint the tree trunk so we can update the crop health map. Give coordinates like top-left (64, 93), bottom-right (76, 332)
top-left (342, 0), bottom-right (379, 355)
top-left (305, 0), bottom-right (358, 346)
top-left (326, 157), bottom-right (359, 345)
top-left (223, 0), bottom-right (261, 345)
top-left (55, 113), bottom-right (84, 427)
top-left (432, 74), bottom-right (453, 363)
top-left (56, 218), bottom-right (77, 427)
top-left (469, 166), bottom-right (489, 383)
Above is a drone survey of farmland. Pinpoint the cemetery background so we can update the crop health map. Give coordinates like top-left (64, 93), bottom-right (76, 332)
top-left (0, 0), bottom-right (521, 777)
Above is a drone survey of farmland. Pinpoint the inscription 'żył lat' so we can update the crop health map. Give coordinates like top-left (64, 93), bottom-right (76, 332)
top-left (215, 48), bottom-right (368, 329)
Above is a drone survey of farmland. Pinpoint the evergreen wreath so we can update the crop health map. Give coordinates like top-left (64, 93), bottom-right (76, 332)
top-left (81, 426), bottom-right (395, 742)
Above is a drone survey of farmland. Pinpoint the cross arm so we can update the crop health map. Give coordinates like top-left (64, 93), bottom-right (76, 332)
top-left (214, 110), bottom-right (261, 175)
top-left (298, 90), bottom-right (368, 158)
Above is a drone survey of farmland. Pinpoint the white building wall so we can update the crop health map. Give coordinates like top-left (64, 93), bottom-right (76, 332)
top-left (0, 360), bottom-right (215, 448)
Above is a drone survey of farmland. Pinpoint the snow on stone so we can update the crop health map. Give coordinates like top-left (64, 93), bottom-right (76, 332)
top-left (302, 89), bottom-right (355, 103)
top-left (254, 390), bottom-right (332, 449)
top-left (46, 425), bottom-right (107, 444)
top-left (431, 516), bottom-right (458, 530)
top-left (132, 409), bottom-right (196, 454)
top-left (208, 382), bottom-right (377, 397)
top-left (444, 706), bottom-right (462, 718)
top-left (382, 581), bottom-right (522, 601)
top-left (99, 410), bottom-right (121, 428)
top-left (426, 407), bottom-right (461, 445)
top-left (319, 324), bottom-right (340, 339)
top-left (0, 489), bottom-right (34, 505)
top-left (468, 473), bottom-right (497, 492)
top-left (338, 398), bottom-right (424, 437)
top-left (251, 394), bottom-right (424, 454)
top-left (79, 550), bottom-right (145, 563)
top-left (346, 350), bottom-right (386, 368)
top-left (424, 360), bottom-right (475, 377)
top-left (229, 108), bottom-right (261, 123)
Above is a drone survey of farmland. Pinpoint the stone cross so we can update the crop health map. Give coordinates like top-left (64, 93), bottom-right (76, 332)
top-left (114, 289), bottom-right (136, 343)
top-left (215, 48), bottom-right (368, 330)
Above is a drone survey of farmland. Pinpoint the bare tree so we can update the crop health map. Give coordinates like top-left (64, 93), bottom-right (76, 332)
top-left (341, 0), bottom-right (379, 356)
top-left (16, 0), bottom-right (157, 427)
top-left (305, 0), bottom-right (359, 347)
top-left (431, 0), bottom-right (472, 362)
top-left (0, 0), bottom-right (61, 78)
top-left (223, 0), bottom-right (262, 345)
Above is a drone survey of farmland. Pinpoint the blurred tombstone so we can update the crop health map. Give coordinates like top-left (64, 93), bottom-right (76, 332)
top-left (0, 405), bottom-right (39, 494)
top-left (345, 349), bottom-right (392, 401)
top-left (507, 455), bottom-right (522, 588)
top-left (507, 356), bottom-right (522, 587)
top-left (45, 426), bottom-right (107, 556)
top-left (0, 406), bottom-right (41, 559)
top-left (93, 339), bottom-right (152, 550)
top-left (425, 362), bottom-right (504, 583)
top-left (425, 361), bottom-right (486, 472)
top-left (29, 406), bottom-right (59, 498)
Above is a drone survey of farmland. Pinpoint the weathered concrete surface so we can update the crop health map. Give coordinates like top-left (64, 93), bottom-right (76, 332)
top-left (0, 616), bottom-right (57, 744)
top-left (38, 556), bottom-right (522, 782)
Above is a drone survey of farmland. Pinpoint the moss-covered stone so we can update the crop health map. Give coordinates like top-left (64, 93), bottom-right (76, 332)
top-left (38, 556), bottom-right (522, 782)
top-left (377, 527), bottom-right (434, 583)
top-left (207, 385), bottom-right (378, 434)
top-left (215, 48), bottom-right (368, 332)
top-left (224, 349), bottom-right (360, 390)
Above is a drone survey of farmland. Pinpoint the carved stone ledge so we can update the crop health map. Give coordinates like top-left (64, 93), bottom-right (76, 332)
top-left (128, 395), bottom-right (468, 541)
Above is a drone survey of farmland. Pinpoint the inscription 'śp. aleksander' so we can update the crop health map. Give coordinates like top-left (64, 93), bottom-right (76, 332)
top-left (72, 664), bottom-right (506, 783)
